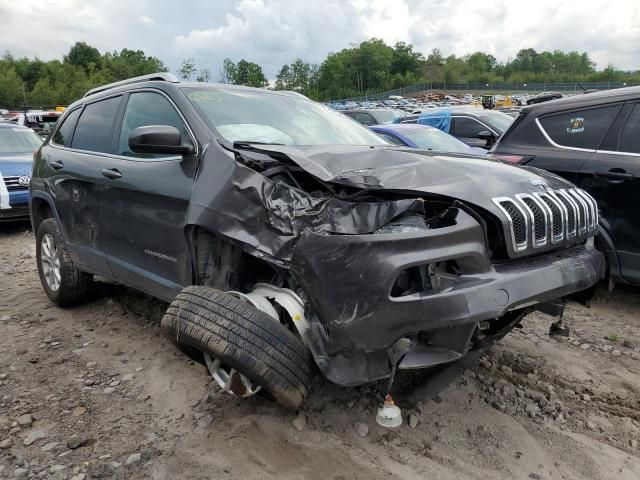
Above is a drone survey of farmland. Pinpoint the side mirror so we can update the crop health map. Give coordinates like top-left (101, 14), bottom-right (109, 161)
top-left (477, 130), bottom-right (497, 147)
top-left (128, 125), bottom-right (194, 155)
top-left (477, 130), bottom-right (495, 140)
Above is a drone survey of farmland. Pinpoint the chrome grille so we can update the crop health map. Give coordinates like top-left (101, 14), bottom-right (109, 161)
top-left (496, 199), bottom-right (527, 249)
top-left (493, 188), bottom-right (598, 253)
top-left (2, 176), bottom-right (23, 191)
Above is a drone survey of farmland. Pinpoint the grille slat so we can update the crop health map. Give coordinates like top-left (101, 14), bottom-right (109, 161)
top-left (493, 187), bottom-right (598, 255)
top-left (537, 193), bottom-right (564, 243)
top-left (520, 195), bottom-right (547, 246)
top-left (2, 176), bottom-right (24, 191)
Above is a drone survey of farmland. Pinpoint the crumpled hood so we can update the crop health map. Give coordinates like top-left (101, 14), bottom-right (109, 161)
top-left (247, 144), bottom-right (573, 211)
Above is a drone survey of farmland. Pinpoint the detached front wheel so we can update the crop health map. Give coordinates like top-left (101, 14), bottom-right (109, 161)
top-left (162, 286), bottom-right (313, 409)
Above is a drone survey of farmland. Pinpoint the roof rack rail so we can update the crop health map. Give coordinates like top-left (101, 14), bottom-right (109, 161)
top-left (84, 72), bottom-right (180, 98)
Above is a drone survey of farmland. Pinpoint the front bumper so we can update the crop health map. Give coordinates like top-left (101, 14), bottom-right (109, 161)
top-left (0, 190), bottom-right (30, 221)
top-left (291, 209), bottom-right (605, 385)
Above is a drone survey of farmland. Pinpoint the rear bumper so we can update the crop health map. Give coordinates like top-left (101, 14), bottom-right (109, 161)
top-left (291, 209), bottom-right (605, 385)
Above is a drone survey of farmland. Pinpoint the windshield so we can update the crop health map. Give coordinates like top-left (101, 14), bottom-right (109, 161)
top-left (478, 111), bottom-right (514, 133)
top-left (402, 128), bottom-right (471, 154)
top-left (0, 128), bottom-right (43, 153)
top-left (183, 87), bottom-right (387, 146)
top-left (373, 110), bottom-right (402, 124)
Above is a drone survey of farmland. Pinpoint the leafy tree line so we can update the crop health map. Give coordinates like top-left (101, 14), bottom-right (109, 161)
top-left (285, 40), bottom-right (640, 100)
top-left (0, 42), bottom-right (167, 108)
top-left (2, 40), bottom-right (639, 108)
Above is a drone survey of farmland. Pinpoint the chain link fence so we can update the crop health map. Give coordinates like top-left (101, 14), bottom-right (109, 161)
top-left (331, 81), bottom-right (637, 103)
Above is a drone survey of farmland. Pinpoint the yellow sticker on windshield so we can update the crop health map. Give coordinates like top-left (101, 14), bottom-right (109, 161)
top-left (188, 91), bottom-right (222, 104)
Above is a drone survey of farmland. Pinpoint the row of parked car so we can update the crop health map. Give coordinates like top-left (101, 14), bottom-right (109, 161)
top-left (0, 73), bottom-right (634, 410)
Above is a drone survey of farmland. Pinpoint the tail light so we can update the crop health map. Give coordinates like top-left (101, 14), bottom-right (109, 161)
top-left (488, 153), bottom-right (534, 165)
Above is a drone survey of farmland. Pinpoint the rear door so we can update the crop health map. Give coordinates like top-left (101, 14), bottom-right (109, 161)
top-left (515, 105), bottom-right (621, 184)
top-left (100, 90), bottom-right (197, 300)
top-left (45, 95), bottom-right (124, 274)
top-left (578, 102), bottom-right (640, 284)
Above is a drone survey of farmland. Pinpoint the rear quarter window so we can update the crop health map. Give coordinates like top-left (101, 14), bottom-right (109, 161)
top-left (52, 108), bottom-right (81, 147)
top-left (538, 105), bottom-right (621, 149)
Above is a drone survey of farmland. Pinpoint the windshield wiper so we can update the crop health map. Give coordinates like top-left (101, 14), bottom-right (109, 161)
top-left (232, 140), bottom-right (285, 149)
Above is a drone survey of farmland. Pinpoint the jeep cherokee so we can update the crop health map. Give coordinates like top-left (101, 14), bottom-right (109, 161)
top-left (30, 73), bottom-right (604, 408)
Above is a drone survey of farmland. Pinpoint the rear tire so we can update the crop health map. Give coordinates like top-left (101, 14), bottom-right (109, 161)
top-left (36, 218), bottom-right (93, 307)
top-left (162, 286), bottom-right (313, 409)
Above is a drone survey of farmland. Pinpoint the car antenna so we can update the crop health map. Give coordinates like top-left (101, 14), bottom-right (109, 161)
top-left (576, 81), bottom-right (587, 93)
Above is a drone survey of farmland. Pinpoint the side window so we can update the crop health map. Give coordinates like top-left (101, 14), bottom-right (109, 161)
top-left (376, 132), bottom-right (404, 145)
top-left (452, 117), bottom-right (485, 137)
top-left (52, 108), bottom-right (81, 147)
top-left (118, 92), bottom-right (187, 158)
top-left (538, 105), bottom-right (621, 149)
top-left (619, 104), bottom-right (640, 154)
top-left (71, 96), bottom-right (122, 153)
top-left (355, 112), bottom-right (376, 126)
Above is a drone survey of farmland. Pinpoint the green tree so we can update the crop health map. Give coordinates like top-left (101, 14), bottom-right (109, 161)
top-left (64, 42), bottom-right (101, 72)
top-left (275, 64), bottom-right (292, 90)
top-left (220, 58), bottom-right (237, 84)
top-left (234, 59), bottom-right (268, 87)
top-left (178, 58), bottom-right (196, 80)
top-left (196, 68), bottom-right (212, 82)
top-left (390, 42), bottom-right (425, 77)
top-left (0, 67), bottom-right (24, 108)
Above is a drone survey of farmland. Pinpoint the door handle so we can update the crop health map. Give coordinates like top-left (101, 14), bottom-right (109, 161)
top-left (101, 168), bottom-right (122, 180)
top-left (50, 160), bottom-right (64, 170)
top-left (594, 169), bottom-right (635, 181)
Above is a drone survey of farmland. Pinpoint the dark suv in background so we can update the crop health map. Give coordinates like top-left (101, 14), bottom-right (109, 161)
top-left (491, 86), bottom-right (640, 286)
top-left (29, 73), bottom-right (604, 409)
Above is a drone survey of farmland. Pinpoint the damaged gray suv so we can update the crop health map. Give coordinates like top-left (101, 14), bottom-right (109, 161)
top-left (30, 73), bottom-right (604, 408)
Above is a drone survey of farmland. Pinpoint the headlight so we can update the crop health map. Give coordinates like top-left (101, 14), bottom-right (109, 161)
top-left (374, 214), bottom-right (428, 234)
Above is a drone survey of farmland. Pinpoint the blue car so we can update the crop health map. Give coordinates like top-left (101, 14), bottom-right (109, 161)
top-left (370, 123), bottom-right (487, 155)
top-left (0, 123), bottom-right (42, 221)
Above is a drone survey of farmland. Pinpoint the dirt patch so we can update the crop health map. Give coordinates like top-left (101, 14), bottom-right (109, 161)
top-left (0, 223), bottom-right (639, 479)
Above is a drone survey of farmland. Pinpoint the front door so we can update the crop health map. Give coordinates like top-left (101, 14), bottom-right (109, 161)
top-left (100, 90), bottom-right (197, 301)
top-left (579, 102), bottom-right (640, 284)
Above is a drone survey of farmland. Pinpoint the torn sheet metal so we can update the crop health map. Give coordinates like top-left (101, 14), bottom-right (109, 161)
top-left (187, 148), bottom-right (426, 261)
top-left (187, 142), bottom-right (573, 263)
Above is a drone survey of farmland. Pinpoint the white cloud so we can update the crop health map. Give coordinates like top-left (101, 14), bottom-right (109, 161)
top-left (0, 0), bottom-right (638, 78)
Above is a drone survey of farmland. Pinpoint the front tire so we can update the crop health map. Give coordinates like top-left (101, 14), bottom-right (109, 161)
top-left (36, 218), bottom-right (93, 307)
top-left (162, 286), bottom-right (313, 409)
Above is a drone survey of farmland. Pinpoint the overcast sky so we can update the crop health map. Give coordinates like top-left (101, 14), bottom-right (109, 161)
top-left (2, 0), bottom-right (639, 78)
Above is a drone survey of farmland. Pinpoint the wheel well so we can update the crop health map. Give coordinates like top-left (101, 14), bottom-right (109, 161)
top-left (193, 227), bottom-right (288, 292)
top-left (595, 222), bottom-right (622, 284)
top-left (31, 198), bottom-right (54, 232)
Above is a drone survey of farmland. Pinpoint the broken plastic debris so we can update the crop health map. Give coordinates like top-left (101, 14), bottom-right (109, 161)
top-left (376, 394), bottom-right (402, 428)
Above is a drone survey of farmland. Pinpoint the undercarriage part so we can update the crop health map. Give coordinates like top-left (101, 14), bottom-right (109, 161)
top-left (376, 395), bottom-right (403, 428)
top-left (249, 284), bottom-right (313, 348)
top-left (534, 299), bottom-right (565, 318)
top-left (161, 286), bottom-right (313, 409)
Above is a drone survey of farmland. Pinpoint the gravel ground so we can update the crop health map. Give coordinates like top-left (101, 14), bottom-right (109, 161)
top-left (0, 222), bottom-right (639, 480)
